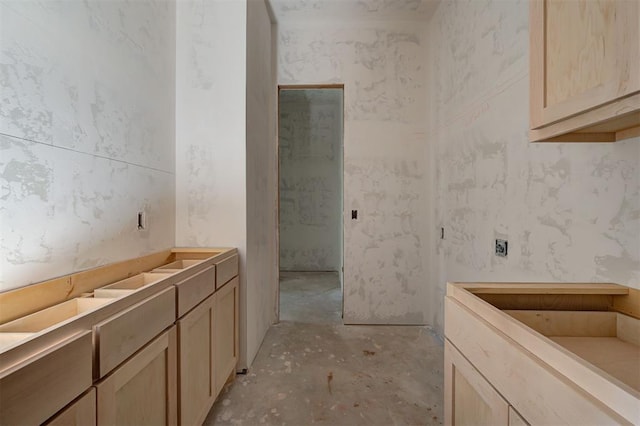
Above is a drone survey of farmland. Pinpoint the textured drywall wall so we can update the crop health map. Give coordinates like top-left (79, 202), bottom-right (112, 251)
top-left (278, 22), bottom-right (430, 324)
top-left (175, 0), bottom-right (248, 364)
top-left (279, 89), bottom-right (343, 272)
top-left (176, 0), bottom-right (277, 368)
top-left (0, 0), bottom-right (176, 291)
top-left (246, 0), bottom-right (278, 367)
top-left (425, 0), bottom-right (640, 334)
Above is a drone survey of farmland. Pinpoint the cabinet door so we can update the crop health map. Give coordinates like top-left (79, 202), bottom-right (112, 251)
top-left (214, 276), bottom-right (239, 397)
top-left (444, 340), bottom-right (509, 425)
top-left (177, 295), bottom-right (215, 426)
top-left (96, 326), bottom-right (177, 426)
top-left (44, 388), bottom-right (96, 426)
top-left (530, 0), bottom-right (640, 128)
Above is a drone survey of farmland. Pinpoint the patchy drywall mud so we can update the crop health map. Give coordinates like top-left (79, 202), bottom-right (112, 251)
top-left (0, 0), bottom-right (176, 290)
top-left (278, 22), bottom-right (429, 324)
top-left (426, 0), bottom-right (640, 333)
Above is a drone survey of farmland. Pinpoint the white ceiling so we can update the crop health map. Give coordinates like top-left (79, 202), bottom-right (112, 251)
top-left (268, 0), bottom-right (439, 24)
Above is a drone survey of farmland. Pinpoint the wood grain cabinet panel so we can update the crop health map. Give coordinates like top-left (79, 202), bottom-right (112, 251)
top-left (530, 0), bottom-right (640, 142)
top-left (94, 286), bottom-right (175, 378)
top-left (215, 255), bottom-right (238, 290)
top-left (0, 331), bottom-right (93, 425)
top-left (214, 277), bottom-right (239, 396)
top-left (177, 295), bottom-right (215, 426)
top-left (95, 326), bottom-right (177, 426)
top-left (508, 406), bottom-right (529, 426)
top-left (44, 388), bottom-right (96, 426)
top-left (445, 340), bottom-right (509, 425)
top-left (175, 266), bottom-right (215, 318)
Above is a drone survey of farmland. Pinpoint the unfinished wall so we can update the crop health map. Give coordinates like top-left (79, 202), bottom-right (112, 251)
top-left (246, 0), bottom-right (279, 367)
top-left (0, 0), bottom-right (176, 291)
top-left (176, 0), bottom-right (277, 368)
top-left (175, 0), bottom-right (248, 364)
top-left (279, 89), bottom-right (343, 272)
top-left (278, 22), bottom-right (429, 324)
top-left (425, 0), bottom-right (640, 334)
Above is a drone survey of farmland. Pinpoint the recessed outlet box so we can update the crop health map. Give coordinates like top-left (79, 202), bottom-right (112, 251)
top-left (495, 239), bottom-right (508, 257)
top-left (137, 211), bottom-right (146, 230)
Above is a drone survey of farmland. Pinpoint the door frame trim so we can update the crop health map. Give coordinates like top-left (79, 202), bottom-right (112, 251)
top-left (275, 84), bottom-right (346, 322)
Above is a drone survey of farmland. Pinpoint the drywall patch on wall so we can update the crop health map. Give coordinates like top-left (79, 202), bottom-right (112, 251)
top-left (0, 0), bottom-right (176, 290)
top-left (279, 89), bottom-right (343, 272)
top-left (426, 0), bottom-right (640, 334)
top-left (278, 22), bottom-right (429, 324)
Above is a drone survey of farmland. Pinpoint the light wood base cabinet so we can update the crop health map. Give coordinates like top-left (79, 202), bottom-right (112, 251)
top-left (178, 295), bottom-right (215, 426)
top-left (445, 282), bottom-right (639, 425)
top-left (214, 277), bottom-right (239, 397)
top-left (0, 248), bottom-right (239, 426)
top-left (96, 326), bottom-right (177, 426)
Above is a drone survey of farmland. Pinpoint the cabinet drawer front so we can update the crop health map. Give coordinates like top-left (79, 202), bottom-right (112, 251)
top-left (176, 266), bottom-right (215, 318)
top-left (216, 255), bottom-right (238, 289)
top-left (0, 331), bottom-right (93, 425)
top-left (44, 388), bottom-right (96, 426)
top-left (95, 286), bottom-right (175, 378)
top-left (445, 297), bottom-right (627, 425)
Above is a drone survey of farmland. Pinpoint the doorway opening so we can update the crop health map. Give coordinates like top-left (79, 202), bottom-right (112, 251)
top-left (277, 85), bottom-right (344, 324)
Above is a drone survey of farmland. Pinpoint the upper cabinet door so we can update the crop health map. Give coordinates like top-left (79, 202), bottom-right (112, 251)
top-left (530, 0), bottom-right (640, 142)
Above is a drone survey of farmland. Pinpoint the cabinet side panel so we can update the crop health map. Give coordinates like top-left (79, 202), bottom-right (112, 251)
top-left (214, 277), bottom-right (238, 396)
top-left (529, 0), bottom-right (545, 129)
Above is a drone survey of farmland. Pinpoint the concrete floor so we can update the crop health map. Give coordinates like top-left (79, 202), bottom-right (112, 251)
top-left (204, 271), bottom-right (444, 426)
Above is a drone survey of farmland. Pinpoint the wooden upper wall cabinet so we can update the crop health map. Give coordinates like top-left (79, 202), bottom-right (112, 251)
top-left (530, 0), bottom-right (640, 142)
